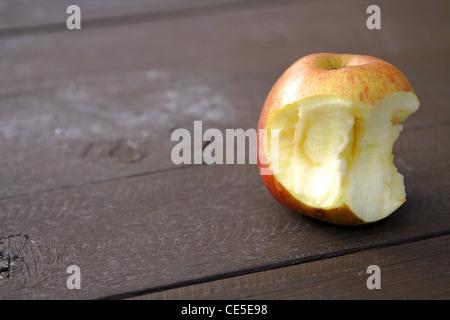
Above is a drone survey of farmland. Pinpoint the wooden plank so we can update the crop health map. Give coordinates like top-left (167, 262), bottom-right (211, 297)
top-left (133, 235), bottom-right (450, 300)
top-left (0, 0), bottom-right (449, 300)
top-left (0, 0), bottom-right (269, 32)
top-left (1, 0), bottom-right (449, 199)
top-left (0, 74), bottom-right (266, 199)
top-left (0, 159), bottom-right (448, 299)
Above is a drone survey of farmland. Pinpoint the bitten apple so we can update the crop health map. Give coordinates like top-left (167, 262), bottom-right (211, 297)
top-left (258, 53), bottom-right (419, 225)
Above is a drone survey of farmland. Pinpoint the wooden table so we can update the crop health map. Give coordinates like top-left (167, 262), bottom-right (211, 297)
top-left (0, 0), bottom-right (449, 300)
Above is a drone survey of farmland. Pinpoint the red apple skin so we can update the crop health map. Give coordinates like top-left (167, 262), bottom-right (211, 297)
top-left (257, 53), bottom-right (417, 226)
top-left (259, 173), bottom-right (365, 225)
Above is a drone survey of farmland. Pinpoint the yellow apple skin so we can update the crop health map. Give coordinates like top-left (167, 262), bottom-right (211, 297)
top-left (258, 53), bottom-right (418, 226)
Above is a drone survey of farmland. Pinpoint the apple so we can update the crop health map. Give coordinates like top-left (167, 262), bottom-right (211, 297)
top-left (258, 53), bottom-right (420, 225)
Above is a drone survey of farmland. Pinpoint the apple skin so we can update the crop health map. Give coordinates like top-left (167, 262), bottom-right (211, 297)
top-left (258, 53), bottom-right (416, 133)
top-left (257, 53), bottom-right (417, 226)
top-left (259, 173), bottom-right (365, 225)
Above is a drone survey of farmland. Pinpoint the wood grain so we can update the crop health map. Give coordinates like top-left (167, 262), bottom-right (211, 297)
top-left (0, 0), bottom-right (272, 33)
top-left (0, 0), bottom-right (449, 299)
top-left (0, 161), bottom-right (448, 299)
top-left (132, 235), bottom-right (450, 300)
top-left (1, 0), bottom-right (449, 199)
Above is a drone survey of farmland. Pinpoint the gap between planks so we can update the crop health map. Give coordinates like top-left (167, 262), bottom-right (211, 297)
top-left (101, 229), bottom-right (450, 299)
top-left (0, 164), bottom-right (197, 202)
top-left (0, 0), bottom-right (327, 39)
top-left (130, 234), bottom-right (450, 299)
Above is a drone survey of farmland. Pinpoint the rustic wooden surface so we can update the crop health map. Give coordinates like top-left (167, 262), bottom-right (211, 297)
top-left (0, 0), bottom-right (449, 300)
